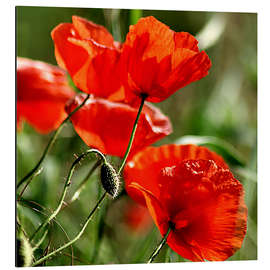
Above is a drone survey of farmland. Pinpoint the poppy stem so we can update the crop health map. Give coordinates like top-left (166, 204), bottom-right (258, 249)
top-left (31, 191), bottom-right (107, 267)
top-left (17, 167), bottom-right (43, 202)
top-left (29, 148), bottom-right (106, 244)
top-left (118, 95), bottom-right (146, 174)
top-left (68, 159), bottom-right (102, 206)
top-left (17, 94), bottom-right (90, 190)
top-left (147, 227), bottom-right (171, 263)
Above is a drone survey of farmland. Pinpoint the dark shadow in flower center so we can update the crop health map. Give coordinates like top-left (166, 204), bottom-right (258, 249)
top-left (168, 220), bottom-right (175, 231)
top-left (140, 93), bottom-right (148, 100)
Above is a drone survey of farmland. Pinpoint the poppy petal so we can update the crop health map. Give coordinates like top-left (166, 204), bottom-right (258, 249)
top-left (128, 182), bottom-right (169, 233)
top-left (67, 37), bottom-right (124, 100)
top-left (65, 94), bottom-right (172, 157)
top-left (121, 16), bottom-right (211, 104)
top-left (164, 50), bottom-right (211, 92)
top-left (125, 16), bottom-right (175, 62)
top-left (174, 32), bottom-right (199, 52)
top-left (17, 101), bottom-right (69, 134)
top-left (124, 144), bottom-right (228, 205)
top-left (17, 57), bottom-right (75, 133)
top-left (51, 23), bottom-right (89, 78)
top-left (167, 165), bottom-right (247, 261)
top-left (125, 148), bottom-right (247, 262)
top-left (72, 15), bottom-right (115, 47)
top-left (51, 17), bottom-right (123, 99)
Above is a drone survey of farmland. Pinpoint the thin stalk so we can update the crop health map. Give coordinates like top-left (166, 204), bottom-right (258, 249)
top-left (118, 95), bottom-right (146, 174)
top-left (17, 167), bottom-right (43, 201)
top-left (29, 149), bottom-right (106, 243)
top-left (147, 227), bottom-right (171, 263)
top-left (17, 94), bottom-right (90, 189)
top-left (90, 185), bottom-right (108, 264)
top-left (69, 159), bottom-right (102, 205)
top-left (31, 192), bottom-right (107, 267)
top-left (32, 229), bottom-right (48, 252)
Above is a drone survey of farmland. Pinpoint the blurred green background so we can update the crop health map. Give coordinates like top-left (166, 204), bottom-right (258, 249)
top-left (16, 6), bottom-right (257, 266)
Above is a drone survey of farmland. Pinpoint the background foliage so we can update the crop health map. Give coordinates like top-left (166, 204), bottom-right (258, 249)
top-left (16, 6), bottom-right (257, 265)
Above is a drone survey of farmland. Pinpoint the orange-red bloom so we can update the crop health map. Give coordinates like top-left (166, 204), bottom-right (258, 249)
top-left (124, 144), bottom-right (247, 261)
top-left (17, 57), bottom-right (75, 133)
top-left (65, 94), bottom-right (172, 157)
top-left (51, 16), bottom-right (124, 101)
top-left (121, 16), bottom-right (211, 104)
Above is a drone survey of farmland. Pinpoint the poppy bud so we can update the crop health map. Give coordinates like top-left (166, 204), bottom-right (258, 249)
top-left (16, 232), bottom-right (33, 267)
top-left (100, 162), bottom-right (120, 198)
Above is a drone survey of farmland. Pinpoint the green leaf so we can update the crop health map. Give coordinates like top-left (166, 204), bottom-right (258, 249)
top-left (175, 135), bottom-right (246, 167)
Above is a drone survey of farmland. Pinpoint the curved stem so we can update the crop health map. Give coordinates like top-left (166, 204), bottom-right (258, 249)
top-left (118, 95), bottom-right (146, 174)
top-left (29, 148), bottom-right (106, 243)
top-left (69, 159), bottom-right (102, 205)
top-left (17, 94), bottom-right (90, 189)
top-left (17, 167), bottom-right (43, 201)
top-left (31, 192), bottom-right (107, 267)
top-left (147, 227), bottom-right (171, 263)
top-left (32, 228), bottom-right (48, 252)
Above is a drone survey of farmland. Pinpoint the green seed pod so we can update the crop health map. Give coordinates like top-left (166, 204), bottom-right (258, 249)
top-left (16, 232), bottom-right (33, 267)
top-left (100, 162), bottom-right (120, 198)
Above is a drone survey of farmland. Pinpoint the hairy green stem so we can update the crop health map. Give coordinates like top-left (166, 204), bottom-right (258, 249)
top-left (17, 94), bottom-right (90, 189)
top-left (31, 192), bottom-right (107, 267)
top-left (29, 149), bottom-right (106, 243)
top-left (118, 95), bottom-right (146, 174)
top-left (147, 227), bottom-right (171, 263)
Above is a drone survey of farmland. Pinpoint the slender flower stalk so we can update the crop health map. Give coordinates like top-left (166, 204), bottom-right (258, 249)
top-left (29, 148), bottom-right (106, 243)
top-left (17, 168), bottom-right (43, 201)
top-left (32, 228), bottom-right (48, 252)
top-left (17, 94), bottom-right (90, 189)
top-left (68, 159), bottom-right (102, 205)
top-left (31, 191), bottom-right (107, 267)
top-left (147, 227), bottom-right (171, 263)
top-left (118, 95), bottom-right (146, 174)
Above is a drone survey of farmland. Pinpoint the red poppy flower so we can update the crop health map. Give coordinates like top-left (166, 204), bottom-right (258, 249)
top-left (121, 16), bottom-right (211, 104)
top-left (124, 144), bottom-right (247, 261)
top-left (17, 57), bottom-right (75, 133)
top-left (51, 16), bottom-right (124, 101)
top-left (65, 94), bottom-right (172, 157)
top-left (122, 198), bottom-right (153, 233)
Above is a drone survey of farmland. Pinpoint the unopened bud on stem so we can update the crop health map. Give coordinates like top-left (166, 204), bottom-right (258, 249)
top-left (100, 162), bottom-right (120, 198)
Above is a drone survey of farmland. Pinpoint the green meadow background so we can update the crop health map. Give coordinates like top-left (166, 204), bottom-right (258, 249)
top-left (16, 6), bottom-right (257, 266)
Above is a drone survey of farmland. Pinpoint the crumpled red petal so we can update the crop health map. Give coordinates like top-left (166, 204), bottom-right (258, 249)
top-left (65, 94), bottom-right (172, 157)
top-left (125, 150), bottom-right (247, 262)
top-left (121, 16), bottom-right (211, 104)
top-left (51, 16), bottom-right (124, 101)
top-left (17, 57), bottom-right (75, 133)
top-left (124, 144), bottom-right (228, 205)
